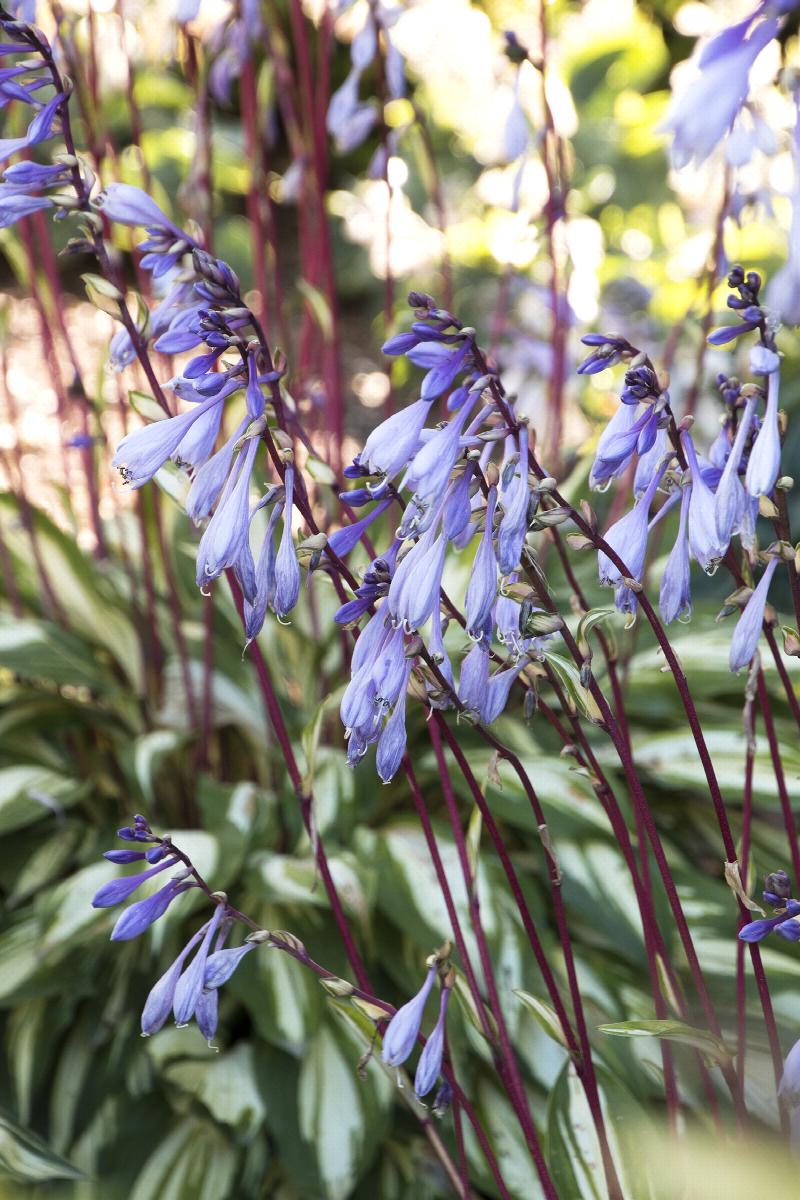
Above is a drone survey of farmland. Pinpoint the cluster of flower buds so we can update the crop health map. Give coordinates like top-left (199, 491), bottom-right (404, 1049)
top-left (739, 870), bottom-right (800, 944)
top-left (91, 816), bottom-right (259, 1043)
top-left (583, 266), bottom-right (788, 670)
top-left (0, 14), bottom-right (87, 227)
top-left (381, 943), bottom-right (455, 1105)
top-left (95, 183), bottom-right (302, 631)
top-left (335, 293), bottom-right (554, 779)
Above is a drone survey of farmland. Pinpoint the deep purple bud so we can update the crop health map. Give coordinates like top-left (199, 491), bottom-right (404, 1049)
top-left (110, 879), bottom-right (189, 942)
top-left (103, 850), bottom-right (147, 864)
top-left (92, 857), bottom-right (178, 908)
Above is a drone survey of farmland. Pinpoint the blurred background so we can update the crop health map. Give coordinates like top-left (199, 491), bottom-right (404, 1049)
top-left (1, 1), bottom-right (800, 1197)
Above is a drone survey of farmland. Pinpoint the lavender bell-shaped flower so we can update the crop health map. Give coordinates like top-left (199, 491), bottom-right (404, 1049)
top-left (458, 641), bottom-right (490, 716)
top-left (195, 437), bottom-right (259, 591)
top-left (465, 487), bottom-right (499, 638)
top-left (660, 10), bottom-right (781, 169)
top-left (141, 924), bottom-right (208, 1036)
top-left (715, 392), bottom-right (758, 542)
top-left (382, 963), bottom-right (437, 1067)
top-left (353, 399), bottom-right (429, 479)
top-left (497, 426), bottom-right (530, 575)
top-left (244, 499), bottom-right (284, 642)
top-left (745, 355), bottom-right (782, 498)
top-left (415, 981), bottom-right (453, 1099)
top-left (729, 557), bottom-right (778, 673)
top-left (273, 466), bottom-right (301, 620)
top-left (173, 902), bottom-right (226, 1027)
top-left (113, 397), bottom-right (222, 488)
top-left (682, 432), bottom-right (725, 573)
top-left (598, 458), bottom-right (667, 587)
top-left (91, 856), bottom-right (179, 908)
top-left (376, 662), bottom-right (413, 783)
top-left (589, 401), bottom-right (641, 491)
top-left (659, 484), bottom-right (692, 624)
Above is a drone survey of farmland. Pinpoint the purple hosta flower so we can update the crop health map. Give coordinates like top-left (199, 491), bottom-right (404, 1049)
top-left (327, 68), bottom-right (378, 154)
top-left (780, 1039), bottom-right (800, 1109)
top-left (273, 466), bottom-right (301, 620)
top-left (376, 661), bottom-right (413, 783)
top-left (173, 902), bottom-right (226, 1027)
top-left (204, 941), bottom-right (256, 990)
top-left (661, 9), bottom-right (781, 169)
top-left (0, 90), bottom-right (65, 165)
top-left (113, 396), bottom-right (222, 489)
top-left (739, 899), bottom-right (800, 942)
top-left (465, 488), bottom-right (499, 639)
top-left (482, 658), bottom-right (525, 724)
top-left (382, 964), bottom-right (438, 1067)
top-left (659, 485), bottom-right (692, 625)
top-left (458, 641), bottom-right (490, 716)
top-left (187, 416), bottom-right (249, 523)
top-left (620, 364), bottom-right (661, 407)
top-left (195, 437), bottom-right (259, 593)
top-left (442, 465), bottom-right (475, 541)
top-left (634, 425), bottom-right (668, 498)
top-left (244, 499), bottom-right (284, 643)
top-left (0, 186), bottom-right (52, 226)
top-left (403, 401), bottom-right (476, 531)
top-left (408, 338), bottom-right (472, 403)
top-left (598, 458), bottom-right (668, 588)
top-left (350, 399), bottom-right (430, 480)
top-left (577, 333), bottom-right (632, 375)
top-left (415, 981), bottom-right (453, 1099)
top-left (96, 183), bottom-right (183, 234)
top-left (745, 365), bottom-right (781, 498)
top-left (589, 402), bottom-right (642, 491)
top-left (387, 521), bottom-right (446, 633)
top-left (92, 855), bottom-right (179, 908)
top-left (497, 427), bottom-right (530, 575)
top-left (141, 924), bottom-right (208, 1036)
top-left (682, 432), bottom-right (725, 574)
top-left (729, 557), bottom-right (779, 673)
top-left (715, 392), bottom-right (758, 543)
top-left (327, 497), bottom-right (392, 558)
top-left (111, 876), bottom-right (191, 942)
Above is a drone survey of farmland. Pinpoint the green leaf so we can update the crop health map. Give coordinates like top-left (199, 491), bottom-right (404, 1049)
top-left (598, 1019), bottom-right (732, 1064)
top-left (0, 1112), bottom-right (84, 1183)
top-left (514, 989), bottom-right (569, 1048)
top-left (0, 765), bottom-right (89, 835)
top-left (165, 1044), bottom-right (266, 1136)
top-left (541, 650), bottom-right (603, 724)
top-left (546, 1062), bottom-right (608, 1200)
top-left (129, 1117), bottom-right (237, 1200)
top-left (298, 1025), bottom-right (369, 1200)
top-left (129, 390), bottom-right (166, 423)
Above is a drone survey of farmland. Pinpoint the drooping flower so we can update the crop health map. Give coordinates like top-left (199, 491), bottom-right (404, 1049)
top-left (598, 458), bottom-right (668, 587)
top-left (273, 466), bottom-right (302, 620)
top-left (715, 392), bottom-right (758, 543)
top-left (415, 981), bottom-right (453, 1098)
top-left (382, 964), bottom-right (437, 1067)
top-left (745, 365), bottom-right (782, 498)
top-left (729, 557), bottom-right (779, 673)
top-left (659, 484), bottom-right (692, 625)
top-left (683, 432), bottom-right (725, 573)
top-left (465, 487), bottom-right (499, 639)
top-left (660, 9), bottom-right (782, 169)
